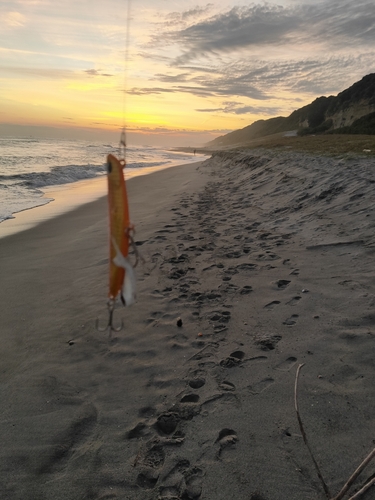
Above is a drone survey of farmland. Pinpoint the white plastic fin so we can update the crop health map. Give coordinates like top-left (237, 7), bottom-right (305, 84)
top-left (112, 238), bottom-right (136, 306)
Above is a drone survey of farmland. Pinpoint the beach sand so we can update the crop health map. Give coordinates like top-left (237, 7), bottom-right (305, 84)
top-left (1, 151), bottom-right (375, 500)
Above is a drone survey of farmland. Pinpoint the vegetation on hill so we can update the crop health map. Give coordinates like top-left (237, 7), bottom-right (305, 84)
top-left (329, 112), bottom-right (375, 135)
top-left (208, 74), bottom-right (375, 147)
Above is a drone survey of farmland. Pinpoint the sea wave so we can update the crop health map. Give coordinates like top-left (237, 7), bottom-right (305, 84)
top-left (0, 160), bottom-right (170, 189)
top-left (0, 139), bottom-right (205, 226)
top-left (0, 163), bottom-right (106, 189)
top-left (127, 161), bottom-right (166, 169)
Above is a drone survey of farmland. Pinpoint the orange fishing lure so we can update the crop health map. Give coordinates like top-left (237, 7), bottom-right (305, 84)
top-left (107, 153), bottom-right (136, 306)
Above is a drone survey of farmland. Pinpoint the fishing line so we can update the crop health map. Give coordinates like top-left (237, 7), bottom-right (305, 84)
top-left (119, 0), bottom-right (132, 163)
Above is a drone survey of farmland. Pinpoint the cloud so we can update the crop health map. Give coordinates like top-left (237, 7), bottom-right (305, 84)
top-left (129, 1), bottom-right (375, 117)
top-left (196, 101), bottom-right (282, 115)
top-left (130, 67), bottom-right (271, 100)
top-left (129, 48), bottom-right (375, 122)
top-left (4, 11), bottom-right (26, 27)
top-left (85, 69), bottom-right (101, 75)
top-left (173, 5), bottom-right (298, 64)
top-left (243, 53), bottom-right (375, 96)
top-left (163, 4), bottom-right (214, 27)
top-left (84, 69), bottom-right (113, 77)
top-left (181, 4), bottom-right (214, 20)
top-left (155, 72), bottom-right (190, 83)
top-left (127, 87), bottom-right (175, 95)
top-left (302, 0), bottom-right (375, 45)
top-left (128, 80), bottom-right (268, 99)
top-left (154, 1), bottom-right (375, 64)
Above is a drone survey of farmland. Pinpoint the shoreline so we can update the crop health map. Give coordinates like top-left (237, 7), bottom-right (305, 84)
top-left (0, 158), bottom-right (205, 240)
top-left (1, 150), bottom-right (375, 499)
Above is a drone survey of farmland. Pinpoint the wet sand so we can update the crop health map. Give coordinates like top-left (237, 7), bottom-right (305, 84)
top-left (0, 152), bottom-right (375, 500)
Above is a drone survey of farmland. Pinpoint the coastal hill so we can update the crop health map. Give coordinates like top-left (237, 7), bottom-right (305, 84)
top-left (208, 73), bottom-right (375, 148)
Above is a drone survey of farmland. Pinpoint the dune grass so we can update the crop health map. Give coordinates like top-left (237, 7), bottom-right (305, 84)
top-left (233, 133), bottom-right (375, 157)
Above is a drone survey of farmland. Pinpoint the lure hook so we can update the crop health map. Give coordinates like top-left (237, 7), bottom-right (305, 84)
top-left (96, 299), bottom-right (124, 336)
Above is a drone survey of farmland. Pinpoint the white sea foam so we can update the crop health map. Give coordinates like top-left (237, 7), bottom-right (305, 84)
top-left (0, 138), bottom-right (204, 223)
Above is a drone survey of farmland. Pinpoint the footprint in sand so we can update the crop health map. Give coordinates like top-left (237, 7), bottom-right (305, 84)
top-left (289, 269), bottom-right (300, 275)
top-left (286, 296), bottom-right (301, 305)
top-left (264, 300), bottom-right (281, 309)
top-left (180, 394), bottom-right (200, 403)
top-left (219, 381), bottom-right (236, 391)
top-left (224, 266), bottom-right (239, 276)
top-left (161, 461), bottom-right (203, 498)
top-left (263, 264), bottom-right (277, 271)
top-left (158, 460), bottom-right (191, 499)
top-left (141, 444), bottom-right (165, 469)
top-left (275, 239), bottom-right (286, 247)
top-left (155, 412), bottom-right (180, 435)
top-left (274, 357), bottom-right (298, 371)
top-left (202, 263), bottom-right (219, 271)
top-left (177, 233), bottom-right (195, 241)
top-left (204, 291), bottom-right (222, 300)
top-left (168, 254), bottom-right (189, 264)
top-left (245, 222), bottom-right (261, 231)
top-left (183, 467), bottom-right (204, 499)
top-left (255, 334), bottom-right (282, 350)
top-left (168, 268), bottom-right (188, 279)
top-left (220, 350), bottom-right (245, 368)
top-left (219, 283), bottom-right (239, 296)
top-left (276, 279), bottom-right (291, 289)
top-left (189, 378), bottom-right (206, 389)
top-left (283, 314), bottom-right (299, 326)
top-left (136, 470), bottom-right (159, 489)
top-left (236, 263), bottom-right (257, 271)
top-left (208, 310), bottom-right (231, 324)
top-left (216, 428), bottom-right (238, 459)
top-left (248, 378), bottom-right (275, 394)
top-left (225, 250), bottom-right (243, 259)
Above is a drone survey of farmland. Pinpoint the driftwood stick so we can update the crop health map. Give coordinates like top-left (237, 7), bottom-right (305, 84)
top-left (333, 448), bottom-right (375, 500)
top-left (294, 364), bottom-right (331, 499)
top-left (348, 476), bottom-right (375, 500)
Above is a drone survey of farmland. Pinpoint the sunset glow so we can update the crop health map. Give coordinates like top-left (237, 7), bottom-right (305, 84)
top-left (1, 0), bottom-right (375, 146)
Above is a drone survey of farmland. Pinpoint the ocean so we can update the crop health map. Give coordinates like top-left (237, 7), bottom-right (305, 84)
top-left (0, 137), bottom-right (204, 224)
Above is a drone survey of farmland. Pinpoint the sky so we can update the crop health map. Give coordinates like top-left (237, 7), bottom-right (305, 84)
top-left (1, 0), bottom-right (375, 146)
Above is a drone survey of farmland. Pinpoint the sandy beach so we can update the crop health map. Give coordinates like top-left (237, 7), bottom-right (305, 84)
top-left (1, 150), bottom-right (375, 500)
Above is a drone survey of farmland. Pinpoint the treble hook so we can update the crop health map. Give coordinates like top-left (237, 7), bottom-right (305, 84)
top-left (96, 299), bottom-right (124, 336)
